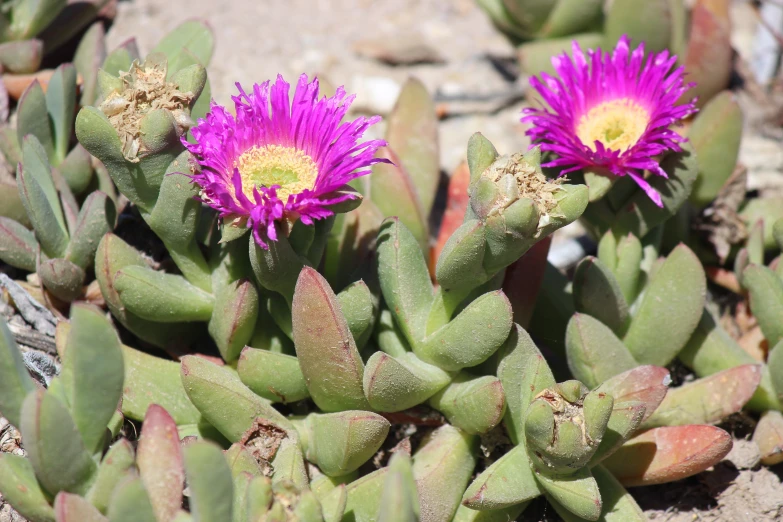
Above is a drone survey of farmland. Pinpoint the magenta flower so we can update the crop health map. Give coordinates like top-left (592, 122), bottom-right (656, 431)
top-left (184, 74), bottom-right (387, 248)
top-left (522, 35), bottom-right (697, 207)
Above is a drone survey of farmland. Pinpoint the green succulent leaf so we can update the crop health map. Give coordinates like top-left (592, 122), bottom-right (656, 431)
top-left (180, 354), bottom-right (291, 442)
top-left (344, 468), bottom-right (389, 522)
top-left (566, 313), bottom-right (638, 390)
top-left (688, 91), bottom-right (743, 207)
top-left (60, 304), bottom-right (124, 454)
top-left (604, 0), bottom-right (677, 54)
top-left (419, 290), bottom-right (513, 371)
top-left (114, 265), bottom-right (214, 322)
top-left (428, 373), bottom-right (505, 434)
top-left (209, 279), bottom-right (259, 362)
top-left (183, 441), bottom-right (234, 522)
top-left (336, 279), bottom-right (376, 351)
top-left (86, 439), bottom-right (135, 515)
top-left (572, 257), bottom-right (629, 336)
top-left (0, 453), bottom-right (55, 522)
top-left (536, 469), bottom-right (601, 522)
top-left (363, 351), bottom-right (452, 412)
top-left (17, 135), bottom-right (69, 257)
top-left (744, 264), bottom-right (783, 347)
top-left (21, 389), bottom-right (97, 496)
top-left (45, 64), bottom-right (78, 164)
top-left (377, 453), bottom-right (420, 522)
top-left (412, 425), bottom-right (477, 522)
top-left (384, 78), bottom-right (440, 216)
top-left (371, 151), bottom-right (429, 253)
top-left (376, 218), bottom-right (434, 345)
top-left (106, 477), bottom-right (157, 522)
top-left (292, 266), bottom-right (369, 411)
top-left (623, 244), bottom-right (705, 366)
top-left (302, 411), bottom-right (390, 477)
top-left (17, 80), bottom-right (55, 157)
top-left (497, 325), bottom-right (556, 445)
top-left (237, 347), bottom-right (309, 403)
top-left (462, 444), bottom-right (541, 510)
top-left (152, 20), bottom-right (215, 75)
top-left (0, 316), bottom-right (36, 428)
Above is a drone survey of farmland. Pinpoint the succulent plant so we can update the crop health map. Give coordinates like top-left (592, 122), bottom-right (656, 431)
top-left (461, 327), bottom-right (731, 521)
top-left (0, 0), bottom-right (112, 75)
top-left (0, 13), bottom-right (763, 522)
top-left (674, 215), bottom-right (783, 466)
top-left (0, 304), bottom-right (125, 522)
top-left (481, 0), bottom-right (731, 109)
top-left (0, 63), bottom-right (116, 303)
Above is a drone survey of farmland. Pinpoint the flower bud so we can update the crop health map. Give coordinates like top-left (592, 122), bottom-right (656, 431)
top-left (524, 381), bottom-right (614, 476)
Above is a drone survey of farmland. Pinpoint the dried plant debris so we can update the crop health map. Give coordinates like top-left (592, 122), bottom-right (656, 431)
top-left (483, 152), bottom-right (565, 215)
top-left (695, 166), bottom-right (749, 263)
top-left (240, 418), bottom-right (289, 475)
top-left (99, 56), bottom-right (194, 162)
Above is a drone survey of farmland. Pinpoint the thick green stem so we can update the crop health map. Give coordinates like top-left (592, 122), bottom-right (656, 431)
top-left (166, 240), bottom-right (213, 293)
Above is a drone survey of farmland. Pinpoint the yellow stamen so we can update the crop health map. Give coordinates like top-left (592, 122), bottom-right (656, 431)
top-left (235, 145), bottom-right (319, 201)
top-left (576, 99), bottom-right (650, 152)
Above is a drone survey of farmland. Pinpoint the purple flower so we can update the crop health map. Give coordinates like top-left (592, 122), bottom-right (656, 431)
top-left (522, 35), bottom-right (697, 207)
top-left (184, 74), bottom-right (387, 248)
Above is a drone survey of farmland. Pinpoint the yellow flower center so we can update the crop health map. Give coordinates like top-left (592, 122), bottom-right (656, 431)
top-left (235, 145), bottom-right (319, 202)
top-left (576, 99), bottom-right (650, 152)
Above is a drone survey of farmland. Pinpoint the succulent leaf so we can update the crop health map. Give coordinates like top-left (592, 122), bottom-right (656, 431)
top-left (107, 477), bottom-right (157, 522)
top-left (53, 492), bottom-right (107, 522)
top-left (377, 453), bottom-right (420, 522)
top-left (602, 425), bottom-right (732, 486)
top-left (363, 351), bottom-right (452, 412)
top-left (462, 444), bottom-right (541, 510)
top-left (137, 405), bottom-right (184, 522)
top-left (428, 373), bottom-right (506, 434)
top-left (0, 316), bottom-right (36, 427)
top-left (412, 425), bottom-right (477, 522)
top-left (536, 469), bottom-right (602, 522)
top-left (237, 347), bottom-right (309, 403)
top-left (60, 303), bottom-right (124, 454)
top-left (0, 453), bottom-right (55, 522)
top-left (566, 313), bottom-right (638, 389)
top-left (183, 441), bottom-right (234, 522)
top-left (292, 266), bottom-right (370, 411)
top-left (21, 389), bottom-right (97, 496)
top-left (85, 440), bottom-right (135, 514)
top-left (497, 325), bottom-right (556, 445)
top-left (623, 244), bottom-right (706, 366)
top-left (302, 411), bottom-right (390, 477)
top-left (642, 365), bottom-right (762, 428)
top-left (180, 355), bottom-right (291, 442)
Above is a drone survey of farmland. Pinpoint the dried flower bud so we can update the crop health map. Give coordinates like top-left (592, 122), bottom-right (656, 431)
top-left (98, 54), bottom-right (194, 162)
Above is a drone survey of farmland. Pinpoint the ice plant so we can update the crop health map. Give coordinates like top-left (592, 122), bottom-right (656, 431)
top-left (522, 35), bottom-right (697, 206)
top-left (184, 74), bottom-right (388, 248)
